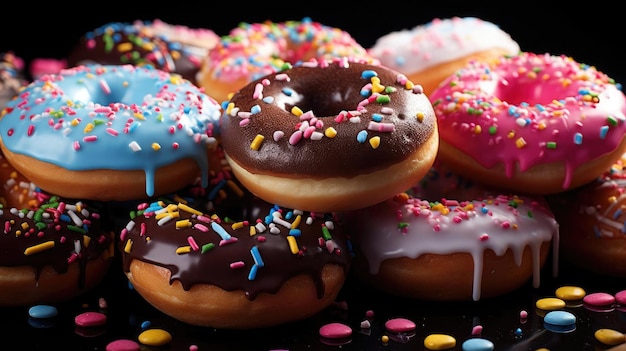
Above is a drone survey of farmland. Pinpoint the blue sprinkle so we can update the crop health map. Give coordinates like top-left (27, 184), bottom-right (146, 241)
top-left (357, 130), bottom-right (368, 143)
top-left (250, 104), bottom-right (261, 114)
top-left (360, 87), bottom-right (371, 97)
top-left (284, 210), bottom-right (294, 220)
top-left (481, 207), bottom-right (489, 214)
top-left (372, 113), bottom-right (383, 122)
top-left (140, 320), bottom-right (151, 329)
top-left (514, 327), bottom-right (522, 336)
top-left (289, 229), bottom-right (302, 236)
top-left (211, 222), bottom-right (231, 240)
top-left (361, 70), bottom-right (378, 79)
top-left (250, 246), bottom-right (264, 267)
top-left (574, 132), bottom-right (583, 145)
top-left (600, 125), bottom-right (609, 139)
top-left (28, 305), bottom-right (58, 319)
top-left (281, 87), bottom-right (294, 96)
top-left (207, 179), bottom-right (226, 200)
top-left (248, 264), bottom-right (258, 280)
top-left (262, 96), bottom-right (274, 104)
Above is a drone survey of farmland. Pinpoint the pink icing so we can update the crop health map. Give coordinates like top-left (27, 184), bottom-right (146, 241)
top-left (429, 52), bottom-right (626, 190)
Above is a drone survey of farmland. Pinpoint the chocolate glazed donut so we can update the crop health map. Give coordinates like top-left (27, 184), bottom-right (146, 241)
top-left (221, 58), bottom-right (439, 212)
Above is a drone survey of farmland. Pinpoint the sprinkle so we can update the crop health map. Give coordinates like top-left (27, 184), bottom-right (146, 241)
top-left (250, 246), bottom-right (264, 267)
top-left (24, 241), bottom-right (55, 255)
top-left (250, 134), bottom-right (265, 150)
top-left (286, 235), bottom-right (298, 254)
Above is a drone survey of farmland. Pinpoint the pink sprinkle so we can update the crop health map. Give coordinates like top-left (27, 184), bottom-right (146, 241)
top-left (319, 322), bottom-right (352, 339)
top-left (583, 292), bottom-right (615, 307)
top-left (384, 317), bottom-right (416, 333)
top-left (27, 124), bottom-right (35, 136)
top-left (98, 297), bottom-right (108, 309)
top-left (472, 325), bottom-right (483, 335)
top-left (187, 236), bottom-right (199, 251)
top-left (289, 130), bottom-right (302, 145)
top-left (229, 261), bottom-right (245, 269)
top-left (365, 310), bottom-right (374, 318)
top-left (480, 233), bottom-right (489, 241)
top-left (106, 339), bottom-right (140, 351)
top-left (520, 310), bottom-right (528, 319)
top-left (83, 135), bottom-right (98, 142)
top-left (99, 79), bottom-right (111, 94)
top-left (75, 311), bottom-right (107, 327)
top-left (106, 128), bottom-right (119, 136)
top-left (253, 83), bottom-right (264, 99)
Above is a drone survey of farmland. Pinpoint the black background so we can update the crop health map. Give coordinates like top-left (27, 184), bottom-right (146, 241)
top-left (3, 3), bottom-right (626, 351)
top-left (2, 3), bottom-right (624, 85)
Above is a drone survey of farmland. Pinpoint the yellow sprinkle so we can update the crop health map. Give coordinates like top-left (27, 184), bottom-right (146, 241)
top-left (226, 180), bottom-right (245, 197)
top-left (405, 80), bottom-right (414, 90)
top-left (176, 246), bottom-right (192, 254)
top-left (250, 134), bottom-right (265, 150)
top-left (249, 226), bottom-right (257, 236)
top-left (226, 102), bottom-right (235, 115)
top-left (286, 235), bottom-right (298, 254)
top-left (151, 143), bottom-right (161, 151)
top-left (156, 211), bottom-right (178, 220)
top-left (82, 122), bottom-right (94, 132)
top-left (24, 241), bottom-right (55, 255)
top-left (133, 112), bottom-right (145, 120)
top-left (473, 125), bottom-right (482, 134)
top-left (231, 221), bottom-right (246, 230)
top-left (83, 235), bottom-right (91, 247)
top-left (291, 215), bottom-right (301, 229)
top-left (290, 106), bottom-right (303, 117)
top-left (178, 203), bottom-right (203, 216)
top-left (515, 137), bottom-right (527, 148)
top-left (123, 239), bottom-right (133, 253)
top-left (507, 131), bottom-right (515, 139)
top-left (20, 221), bottom-right (29, 230)
top-left (176, 219), bottom-right (192, 228)
top-left (325, 127), bottom-right (337, 138)
top-left (609, 196), bottom-right (618, 203)
top-left (381, 335), bottom-right (389, 343)
top-left (71, 119), bottom-right (81, 127)
top-left (416, 112), bottom-right (424, 122)
top-left (537, 121), bottom-right (546, 130)
top-left (117, 42), bottom-right (133, 53)
top-left (369, 136), bottom-right (381, 149)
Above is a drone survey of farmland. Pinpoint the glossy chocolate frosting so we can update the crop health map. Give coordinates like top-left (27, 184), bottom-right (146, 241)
top-left (220, 59), bottom-right (437, 179)
top-left (119, 194), bottom-right (351, 300)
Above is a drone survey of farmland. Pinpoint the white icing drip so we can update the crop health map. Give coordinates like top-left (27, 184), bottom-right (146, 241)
top-left (348, 195), bottom-right (559, 301)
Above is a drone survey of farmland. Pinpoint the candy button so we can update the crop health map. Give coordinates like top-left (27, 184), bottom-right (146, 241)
top-left (319, 322), bottom-right (352, 339)
top-left (595, 328), bottom-right (626, 346)
top-left (28, 305), bottom-right (58, 319)
top-left (535, 297), bottom-right (566, 311)
top-left (138, 329), bottom-right (172, 346)
top-left (616, 290), bottom-right (626, 305)
top-left (75, 311), bottom-right (107, 327)
top-left (385, 317), bottom-right (416, 333)
top-left (461, 337), bottom-right (494, 351)
top-left (424, 334), bottom-right (456, 350)
top-left (583, 292), bottom-right (615, 306)
top-left (555, 286), bottom-right (586, 301)
top-left (543, 310), bottom-right (576, 333)
top-left (106, 339), bottom-right (141, 351)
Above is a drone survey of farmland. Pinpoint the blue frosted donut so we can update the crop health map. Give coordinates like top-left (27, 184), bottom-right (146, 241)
top-left (0, 64), bottom-right (221, 201)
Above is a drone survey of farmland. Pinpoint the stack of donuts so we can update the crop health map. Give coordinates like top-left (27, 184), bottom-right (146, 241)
top-left (0, 14), bottom-right (625, 333)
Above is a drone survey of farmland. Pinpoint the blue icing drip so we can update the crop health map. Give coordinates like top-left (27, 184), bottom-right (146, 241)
top-left (0, 64), bottom-right (221, 197)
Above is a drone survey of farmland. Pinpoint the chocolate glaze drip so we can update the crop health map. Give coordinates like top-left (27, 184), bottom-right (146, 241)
top-left (0, 196), bottom-right (114, 287)
top-left (119, 195), bottom-right (351, 300)
top-left (221, 60), bottom-right (437, 179)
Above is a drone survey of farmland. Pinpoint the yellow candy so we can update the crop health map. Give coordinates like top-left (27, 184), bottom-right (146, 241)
top-left (535, 297), bottom-right (566, 310)
top-left (424, 334), bottom-right (456, 350)
top-left (595, 328), bottom-right (626, 346)
top-left (555, 286), bottom-right (586, 301)
top-left (138, 328), bottom-right (172, 346)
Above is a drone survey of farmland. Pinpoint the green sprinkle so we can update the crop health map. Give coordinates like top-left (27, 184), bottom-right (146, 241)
top-left (376, 95), bottom-right (390, 104)
top-left (201, 242), bottom-right (215, 253)
top-left (546, 141), bottom-right (557, 149)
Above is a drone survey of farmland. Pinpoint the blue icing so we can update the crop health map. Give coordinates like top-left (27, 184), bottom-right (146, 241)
top-left (0, 64), bottom-right (221, 197)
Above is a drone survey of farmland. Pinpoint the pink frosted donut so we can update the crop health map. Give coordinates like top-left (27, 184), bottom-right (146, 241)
top-left (343, 169), bottom-right (560, 301)
top-left (429, 52), bottom-right (626, 195)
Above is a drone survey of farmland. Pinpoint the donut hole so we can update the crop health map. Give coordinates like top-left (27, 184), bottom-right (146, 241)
top-left (61, 73), bottom-right (157, 107)
top-left (274, 80), bottom-right (361, 117)
top-left (492, 77), bottom-right (579, 106)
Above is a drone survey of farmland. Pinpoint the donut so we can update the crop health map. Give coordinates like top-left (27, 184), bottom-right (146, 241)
top-left (546, 153), bottom-right (626, 277)
top-left (118, 161), bottom-right (351, 329)
top-left (367, 17), bottom-right (520, 96)
top-left (196, 17), bottom-right (378, 104)
top-left (66, 19), bottom-right (220, 83)
top-left (0, 64), bottom-right (221, 202)
top-left (0, 51), bottom-right (28, 109)
top-left (429, 52), bottom-right (626, 195)
top-left (0, 151), bottom-right (114, 306)
top-left (342, 165), bottom-right (560, 301)
top-left (220, 58), bottom-right (438, 213)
